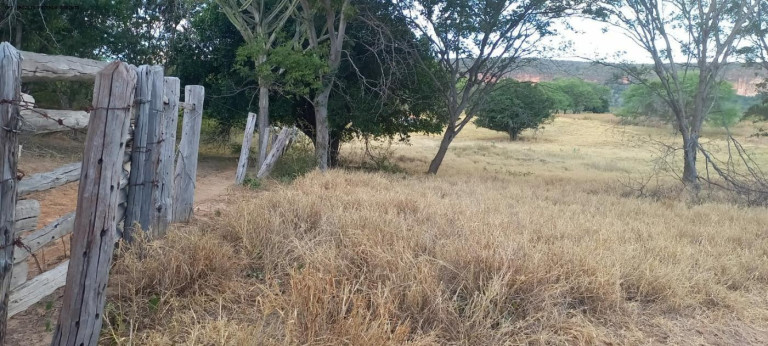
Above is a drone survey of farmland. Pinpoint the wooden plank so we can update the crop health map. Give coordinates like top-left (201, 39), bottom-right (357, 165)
top-left (143, 67), bottom-right (165, 238)
top-left (125, 65), bottom-right (163, 241)
top-left (0, 42), bottom-right (22, 340)
top-left (13, 212), bottom-right (74, 264)
top-left (14, 199), bottom-right (39, 221)
top-left (235, 112), bottom-right (258, 185)
top-left (13, 217), bottom-right (37, 234)
top-left (19, 109), bottom-right (89, 133)
top-left (20, 50), bottom-right (108, 82)
top-left (21, 93), bottom-right (34, 108)
top-left (257, 127), bottom-right (298, 179)
top-left (52, 61), bottom-right (135, 346)
top-left (8, 260), bottom-right (68, 318)
top-left (10, 260), bottom-right (26, 290)
top-left (13, 199), bottom-right (39, 233)
top-left (151, 77), bottom-right (180, 237)
top-left (17, 162), bottom-right (80, 197)
top-left (171, 85), bottom-right (204, 223)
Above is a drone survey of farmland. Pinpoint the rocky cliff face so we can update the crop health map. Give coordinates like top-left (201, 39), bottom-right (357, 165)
top-left (507, 59), bottom-right (766, 96)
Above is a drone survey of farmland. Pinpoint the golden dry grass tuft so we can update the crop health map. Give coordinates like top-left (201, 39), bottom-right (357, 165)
top-left (105, 115), bottom-right (768, 345)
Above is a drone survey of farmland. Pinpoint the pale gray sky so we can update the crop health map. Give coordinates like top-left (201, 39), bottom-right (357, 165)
top-left (547, 17), bottom-right (657, 63)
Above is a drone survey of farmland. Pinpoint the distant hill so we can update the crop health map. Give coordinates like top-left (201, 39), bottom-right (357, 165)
top-left (506, 59), bottom-right (766, 97)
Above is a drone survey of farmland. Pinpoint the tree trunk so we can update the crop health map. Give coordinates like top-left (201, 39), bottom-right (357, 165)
top-left (329, 134), bottom-right (341, 167)
top-left (682, 132), bottom-right (700, 191)
top-left (257, 79), bottom-right (270, 168)
top-left (314, 87), bottom-right (332, 171)
top-left (428, 127), bottom-right (456, 174)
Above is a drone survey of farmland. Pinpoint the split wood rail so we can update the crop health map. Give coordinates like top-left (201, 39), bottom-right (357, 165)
top-left (0, 42), bottom-right (206, 344)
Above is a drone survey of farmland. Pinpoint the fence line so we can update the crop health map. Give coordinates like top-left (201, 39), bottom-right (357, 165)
top-left (0, 43), bottom-right (206, 340)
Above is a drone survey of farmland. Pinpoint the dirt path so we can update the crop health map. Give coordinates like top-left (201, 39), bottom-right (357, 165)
top-left (6, 157), bottom-right (239, 346)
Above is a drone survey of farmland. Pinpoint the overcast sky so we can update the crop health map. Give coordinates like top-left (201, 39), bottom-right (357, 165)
top-left (547, 17), bottom-right (656, 63)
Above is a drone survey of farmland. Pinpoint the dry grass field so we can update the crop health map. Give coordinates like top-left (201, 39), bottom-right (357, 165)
top-left (102, 114), bottom-right (768, 345)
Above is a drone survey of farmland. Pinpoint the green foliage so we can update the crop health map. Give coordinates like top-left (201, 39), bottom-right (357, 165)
top-left (259, 44), bottom-right (328, 96)
top-left (170, 1), bottom-right (253, 133)
top-left (540, 78), bottom-right (611, 114)
top-left (618, 73), bottom-right (743, 128)
top-left (5, 0), bottom-right (188, 109)
top-left (474, 80), bottom-right (556, 140)
top-left (745, 80), bottom-right (768, 120)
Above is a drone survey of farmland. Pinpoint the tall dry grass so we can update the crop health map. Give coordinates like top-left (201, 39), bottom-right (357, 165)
top-left (106, 167), bottom-right (768, 344)
top-left (102, 115), bottom-right (768, 344)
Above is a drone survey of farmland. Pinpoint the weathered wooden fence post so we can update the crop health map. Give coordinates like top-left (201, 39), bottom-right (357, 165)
top-left (235, 112), bottom-right (258, 185)
top-left (151, 77), bottom-right (180, 237)
top-left (0, 42), bottom-right (21, 343)
top-left (171, 85), bottom-right (204, 223)
top-left (257, 127), bottom-right (298, 179)
top-left (125, 65), bottom-right (164, 241)
top-left (52, 61), bottom-right (136, 346)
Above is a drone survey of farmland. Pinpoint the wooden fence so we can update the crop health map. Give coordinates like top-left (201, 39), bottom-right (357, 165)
top-left (0, 43), bottom-right (206, 330)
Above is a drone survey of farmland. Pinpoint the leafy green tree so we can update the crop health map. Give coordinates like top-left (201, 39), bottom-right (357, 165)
top-left (539, 84), bottom-right (571, 114)
top-left (172, 0), bottom-right (445, 166)
top-left (284, 0), bottom-right (446, 166)
top-left (541, 78), bottom-right (610, 113)
top-left (168, 1), bottom-right (254, 134)
top-left (618, 73), bottom-right (742, 128)
top-left (217, 0), bottom-right (299, 167)
top-left (397, 0), bottom-right (586, 174)
top-left (474, 80), bottom-right (555, 140)
top-left (2, 0), bottom-right (190, 108)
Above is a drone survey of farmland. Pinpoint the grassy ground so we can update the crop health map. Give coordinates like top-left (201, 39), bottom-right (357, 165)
top-left (104, 114), bottom-right (768, 344)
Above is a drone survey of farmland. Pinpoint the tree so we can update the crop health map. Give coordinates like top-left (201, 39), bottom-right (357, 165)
top-left (591, 0), bottom-right (757, 191)
top-left (296, 0), bottom-right (352, 171)
top-left (280, 0), bottom-right (446, 166)
top-left (1, 0), bottom-right (190, 109)
top-left (173, 0), bottom-right (445, 166)
top-left (474, 79), bottom-right (555, 140)
top-left (540, 78), bottom-right (611, 113)
top-left (539, 83), bottom-right (571, 113)
top-left (619, 73), bottom-right (742, 128)
top-left (397, 0), bottom-right (582, 174)
top-left (168, 1), bottom-right (253, 134)
top-left (216, 0), bottom-right (299, 167)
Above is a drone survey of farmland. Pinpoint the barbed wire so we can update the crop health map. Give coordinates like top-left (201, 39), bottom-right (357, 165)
top-left (0, 98), bottom-right (136, 136)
